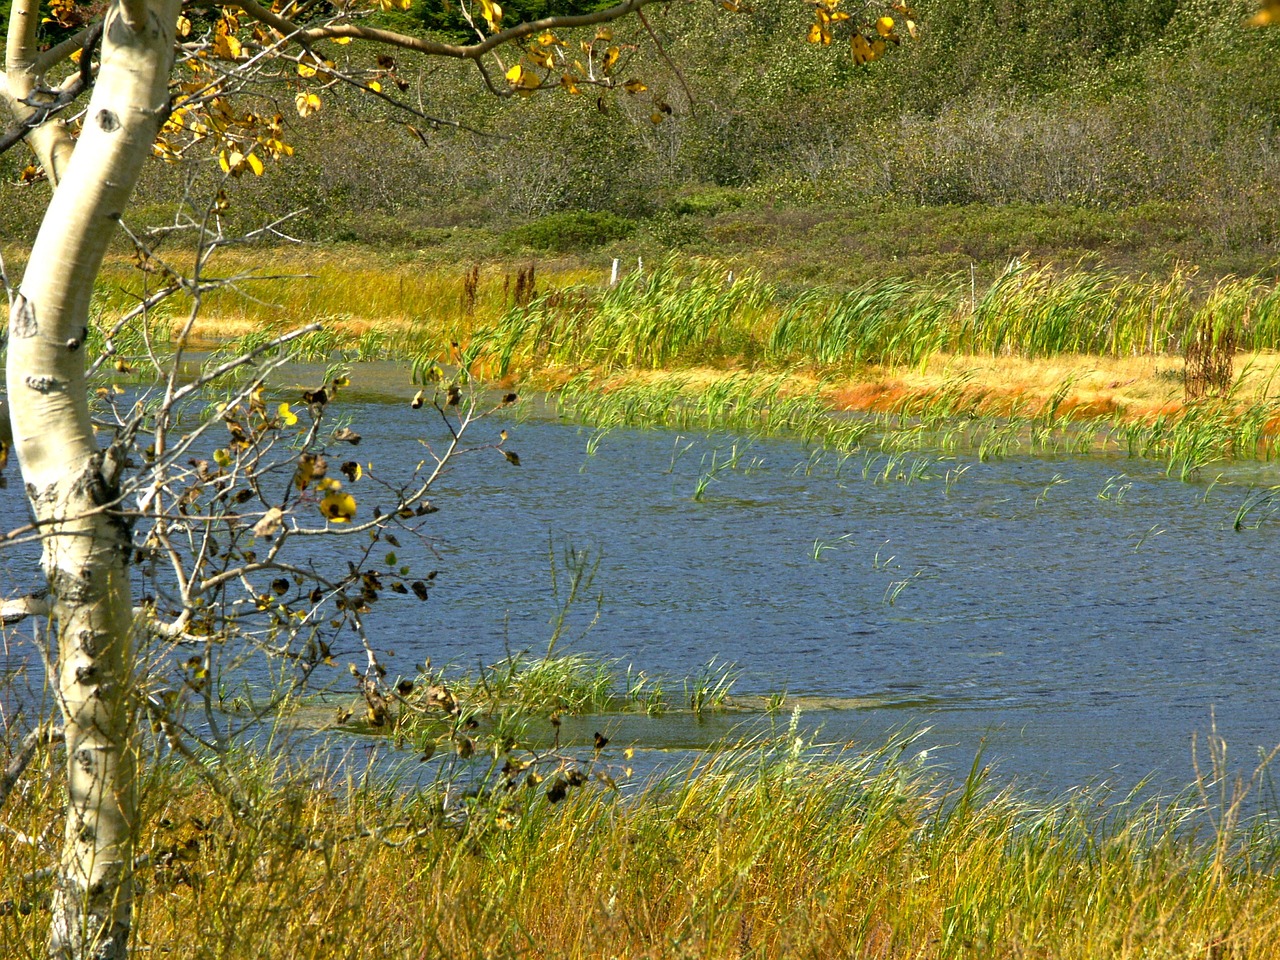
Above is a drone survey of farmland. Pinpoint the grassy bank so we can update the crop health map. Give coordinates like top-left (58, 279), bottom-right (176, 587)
top-left (64, 247), bottom-right (1280, 478)
top-left (75, 247), bottom-right (1280, 371)
top-left (5, 720), bottom-right (1280, 959)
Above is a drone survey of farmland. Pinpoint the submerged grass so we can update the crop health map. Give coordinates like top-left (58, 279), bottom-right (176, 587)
top-left (553, 366), bottom-right (1280, 480)
top-left (7, 725), bottom-right (1280, 958)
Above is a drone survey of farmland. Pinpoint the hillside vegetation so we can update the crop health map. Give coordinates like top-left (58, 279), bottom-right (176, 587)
top-left (3, 0), bottom-right (1280, 282)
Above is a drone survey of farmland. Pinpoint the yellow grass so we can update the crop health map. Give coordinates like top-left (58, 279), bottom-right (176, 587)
top-left (6, 732), bottom-right (1280, 959)
top-left (77, 250), bottom-right (1279, 427)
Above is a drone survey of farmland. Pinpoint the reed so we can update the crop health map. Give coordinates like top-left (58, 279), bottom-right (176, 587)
top-left (83, 250), bottom-right (1280, 479)
top-left (91, 252), bottom-right (1280, 383)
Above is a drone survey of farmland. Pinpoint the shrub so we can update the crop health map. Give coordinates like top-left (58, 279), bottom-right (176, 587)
top-left (502, 210), bottom-right (637, 252)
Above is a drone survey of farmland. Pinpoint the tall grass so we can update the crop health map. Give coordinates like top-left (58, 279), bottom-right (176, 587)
top-left (464, 259), bottom-right (1280, 376)
top-left (93, 251), bottom-right (1280, 378)
top-left (469, 260), bottom-right (775, 375)
top-left (6, 726), bottom-right (1280, 958)
top-left (768, 279), bottom-right (955, 368)
top-left (85, 250), bottom-right (1280, 477)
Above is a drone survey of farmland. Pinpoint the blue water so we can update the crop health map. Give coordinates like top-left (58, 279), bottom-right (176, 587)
top-left (5, 368), bottom-right (1280, 797)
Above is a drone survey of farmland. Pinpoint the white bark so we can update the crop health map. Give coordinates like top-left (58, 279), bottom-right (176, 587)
top-left (6, 0), bottom-right (179, 957)
top-left (3, 0), bottom-right (75, 181)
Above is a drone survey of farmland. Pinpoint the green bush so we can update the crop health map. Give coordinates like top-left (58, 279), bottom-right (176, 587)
top-left (502, 210), bottom-right (637, 252)
top-left (668, 187), bottom-right (747, 218)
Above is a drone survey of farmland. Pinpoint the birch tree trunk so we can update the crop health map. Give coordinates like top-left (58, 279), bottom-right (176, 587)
top-left (6, 1), bottom-right (179, 956)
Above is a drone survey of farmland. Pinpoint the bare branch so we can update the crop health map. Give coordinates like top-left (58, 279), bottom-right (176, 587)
top-left (228, 0), bottom-right (658, 61)
top-left (169, 322), bottom-right (323, 405)
top-left (31, 25), bottom-right (95, 76)
top-left (0, 723), bottom-right (64, 813)
top-left (0, 21), bottom-right (103, 159)
top-left (0, 591), bottom-right (50, 625)
top-left (637, 8), bottom-right (694, 111)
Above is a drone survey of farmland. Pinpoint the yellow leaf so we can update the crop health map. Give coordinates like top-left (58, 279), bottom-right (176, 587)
top-left (212, 32), bottom-right (241, 59)
top-left (602, 46), bottom-right (620, 71)
top-left (295, 91), bottom-right (321, 117)
top-left (246, 152), bottom-right (264, 176)
top-left (278, 402), bottom-right (298, 425)
top-left (560, 74), bottom-right (580, 94)
top-left (1249, 0), bottom-right (1280, 25)
top-left (176, 14), bottom-right (191, 36)
top-left (506, 63), bottom-right (524, 85)
top-left (368, 80), bottom-right (382, 92)
top-left (807, 23), bottom-right (824, 43)
top-left (478, 0), bottom-right (503, 30)
top-left (650, 109), bottom-right (664, 124)
top-left (332, 35), bottom-right (352, 44)
top-left (595, 26), bottom-right (612, 41)
top-left (319, 491), bottom-right (357, 523)
top-left (851, 33), bottom-right (874, 64)
top-left (622, 78), bottom-right (647, 93)
top-left (317, 477), bottom-right (342, 493)
top-left (213, 448), bottom-right (233, 467)
top-left (295, 453), bottom-right (326, 490)
top-left (298, 62), bottom-right (317, 78)
top-left (876, 15), bottom-right (894, 36)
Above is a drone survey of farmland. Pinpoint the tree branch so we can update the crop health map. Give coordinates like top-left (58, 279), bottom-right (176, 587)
top-left (4, 0), bottom-right (41, 74)
top-left (0, 590), bottom-right (49, 624)
top-left (0, 724), bottom-right (64, 813)
top-left (637, 8), bottom-right (694, 110)
top-left (32, 24), bottom-right (97, 76)
top-left (0, 21), bottom-right (103, 159)
top-left (229, 0), bottom-right (658, 61)
top-left (118, 0), bottom-right (151, 34)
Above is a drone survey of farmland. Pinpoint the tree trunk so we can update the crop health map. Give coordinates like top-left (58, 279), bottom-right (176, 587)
top-left (6, 1), bottom-right (178, 957)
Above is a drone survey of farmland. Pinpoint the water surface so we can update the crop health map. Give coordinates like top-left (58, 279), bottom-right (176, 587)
top-left (5, 370), bottom-right (1280, 796)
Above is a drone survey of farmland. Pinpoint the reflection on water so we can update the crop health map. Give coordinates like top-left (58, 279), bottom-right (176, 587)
top-left (3, 366), bottom-right (1280, 796)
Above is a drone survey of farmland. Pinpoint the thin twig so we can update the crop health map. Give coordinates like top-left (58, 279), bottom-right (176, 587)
top-left (637, 8), bottom-right (694, 112)
top-left (0, 724), bottom-right (64, 813)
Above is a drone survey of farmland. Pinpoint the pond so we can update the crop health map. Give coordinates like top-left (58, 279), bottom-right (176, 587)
top-left (4, 364), bottom-right (1280, 798)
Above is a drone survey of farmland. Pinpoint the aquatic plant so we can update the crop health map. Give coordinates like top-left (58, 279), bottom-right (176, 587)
top-left (685, 659), bottom-right (740, 716)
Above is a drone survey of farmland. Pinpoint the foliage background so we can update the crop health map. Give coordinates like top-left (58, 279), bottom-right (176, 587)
top-left (2, 0), bottom-right (1280, 279)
